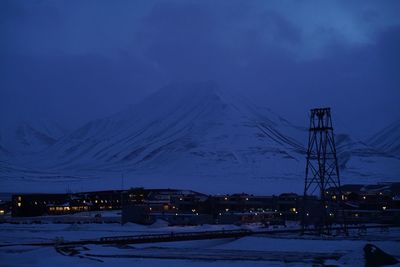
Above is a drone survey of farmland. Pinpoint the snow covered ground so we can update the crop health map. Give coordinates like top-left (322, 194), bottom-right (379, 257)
top-left (0, 221), bottom-right (399, 267)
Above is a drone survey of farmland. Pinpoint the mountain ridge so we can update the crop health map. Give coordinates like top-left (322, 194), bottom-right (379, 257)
top-left (1, 82), bottom-right (399, 194)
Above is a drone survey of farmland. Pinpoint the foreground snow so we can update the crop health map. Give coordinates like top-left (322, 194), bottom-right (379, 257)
top-left (0, 222), bottom-right (399, 267)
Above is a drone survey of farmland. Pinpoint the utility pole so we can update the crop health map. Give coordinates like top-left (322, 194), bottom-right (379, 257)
top-left (302, 108), bottom-right (346, 235)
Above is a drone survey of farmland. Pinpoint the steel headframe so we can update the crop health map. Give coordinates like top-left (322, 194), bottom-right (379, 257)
top-left (301, 107), bottom-right (347, 235)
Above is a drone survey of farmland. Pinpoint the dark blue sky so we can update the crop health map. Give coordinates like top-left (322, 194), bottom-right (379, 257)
top-left (1, 0), bottom-right (399, 137)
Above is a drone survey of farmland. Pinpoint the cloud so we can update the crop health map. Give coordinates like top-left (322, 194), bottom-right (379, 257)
top-left (0, 0), bottom-right (399, 135)
top-left (2, 0), bottom-right (399, 58)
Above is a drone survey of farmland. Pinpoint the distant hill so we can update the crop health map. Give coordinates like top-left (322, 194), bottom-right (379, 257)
top-left (1, 82), bottom-right (399, 194)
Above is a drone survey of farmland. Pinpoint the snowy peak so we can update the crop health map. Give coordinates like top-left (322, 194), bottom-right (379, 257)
top-left (35, 82), bottom-right (307, 171)
top-left (111, 81), bottom-right (224, 123)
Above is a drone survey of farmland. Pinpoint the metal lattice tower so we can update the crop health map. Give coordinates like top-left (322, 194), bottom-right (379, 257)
top-left (302, 108), bottom-right (346, 234)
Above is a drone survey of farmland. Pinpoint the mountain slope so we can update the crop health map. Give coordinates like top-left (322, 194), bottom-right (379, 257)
top-left (0, 119), bottom-right (68, 157)
top-left (1, 82), bottom-right (399, 194)
top-left (367, 120), bottom-right (400, 157)
top-left (34, 82), bottom-right (306, 172)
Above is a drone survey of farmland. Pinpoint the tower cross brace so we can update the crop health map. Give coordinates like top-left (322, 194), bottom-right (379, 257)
top-left (302, 107), bottom-right (346, 234)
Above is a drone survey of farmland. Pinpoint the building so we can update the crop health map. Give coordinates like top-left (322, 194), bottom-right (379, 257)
top-left (122, 192), bottom-right (290, 225)
top-left (121, 188), bottom-right (209, 225)
top-left (11, 183), bottom-right (400, 225)
top-left (12, 194), bottom-right (70, 217)
top-left (322, 182), bottom-right (400, 224)
top-left (0, 193), bottom-right (12, 216)
top-left (12, 190), bottom-right (125, 217)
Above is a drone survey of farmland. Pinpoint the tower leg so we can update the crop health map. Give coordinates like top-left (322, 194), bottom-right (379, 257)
top-left (301, 108), bottom-right (347, 235)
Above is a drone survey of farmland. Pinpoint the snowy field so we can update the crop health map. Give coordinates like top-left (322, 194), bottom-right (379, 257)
top-left (0, 221), bottom-right (399, 267)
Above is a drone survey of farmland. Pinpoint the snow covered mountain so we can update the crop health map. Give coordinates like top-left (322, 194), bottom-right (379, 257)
top-left (0, 119), bottom-right (68, 157)
top-left (1, 82), bottom-right (399, 194)
top-left (34, 82), bottom-right (306, 173)
top-left (367, 120), bottom-right (400, 157)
